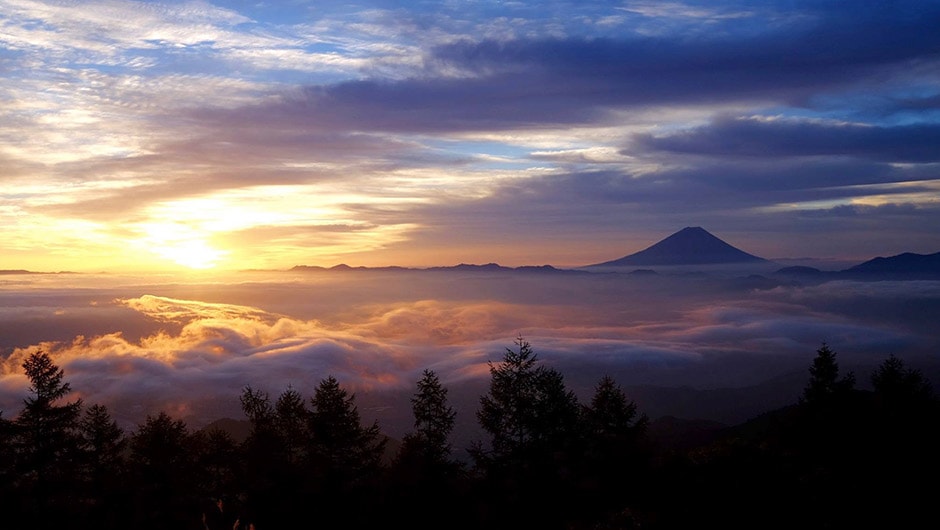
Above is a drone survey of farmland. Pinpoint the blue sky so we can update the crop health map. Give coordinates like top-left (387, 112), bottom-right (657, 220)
top-left (2, 0), bottom-right (939, 271)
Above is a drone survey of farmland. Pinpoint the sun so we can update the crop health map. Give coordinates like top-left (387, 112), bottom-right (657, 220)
top-left (155, 239), bottom-right (226, 269)
top-left (139, 222), bottom-right (228, 269)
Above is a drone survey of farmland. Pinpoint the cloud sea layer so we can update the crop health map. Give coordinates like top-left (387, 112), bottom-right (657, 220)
top-left (3, 267), bottom-right (938, 444)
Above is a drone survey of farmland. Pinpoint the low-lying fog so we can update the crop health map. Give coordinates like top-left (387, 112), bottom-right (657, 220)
top-left (3, 266), bottom-right (939, 448)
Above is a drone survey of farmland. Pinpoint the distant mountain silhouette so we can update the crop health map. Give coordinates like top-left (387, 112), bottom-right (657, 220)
top-left (775, 265), bottom-right (823, 275)
top-left (290, 263), bottom-right (589, 275)
top-left (425, 262), bottom-right (510, 272)
top-left (843, 251), bottom-right (940, 274)
top-left (589, 226), bottom-right (768, 266)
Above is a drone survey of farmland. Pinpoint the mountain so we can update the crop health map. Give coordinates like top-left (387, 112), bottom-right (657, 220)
top-left (588, 226), bottom-right (768, 267)
top-left (843, 250), bottom-right (940, 275)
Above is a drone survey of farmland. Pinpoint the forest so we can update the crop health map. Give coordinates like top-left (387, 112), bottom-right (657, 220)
top-left (1, 337), bottom-right (937, 530)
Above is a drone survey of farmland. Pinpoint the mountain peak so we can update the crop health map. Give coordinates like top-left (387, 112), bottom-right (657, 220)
top-left (589, 227), bottom-right (767, 267)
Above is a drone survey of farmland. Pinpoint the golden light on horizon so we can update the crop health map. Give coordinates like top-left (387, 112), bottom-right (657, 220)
top-left (154, 238), bottom-right (226, 269)
top-left (138, 221), bottom-right (228, 270)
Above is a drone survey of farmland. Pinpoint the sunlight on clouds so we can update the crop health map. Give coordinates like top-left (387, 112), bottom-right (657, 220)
top-left (756, 180), bottom-right (940, 213)
top-left (134, 194), bottom-right (295, 269)
top-left (3, 271), bottom-right (936, 433)
top-left (846, 180), bottom-right (940, 208)
top-left (129, 187), bottom-right (425, 269)
top-left (348, 300), bottom-right (537, 346)
top-left (0, 212), bottom-right (112, 256)
top-left (0, 295), bottom-right (465, 406)
top-left (120, 295), bottom-right (279, 324)
top-left (136, 220), bottom-right (227, 270)
top-left (530, 147), bottom-right (630, 164)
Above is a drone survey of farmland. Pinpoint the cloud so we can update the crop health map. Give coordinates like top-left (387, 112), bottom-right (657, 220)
top-left (3, 270), bottom-right (936, 434)
top-left (3, 0), bottom-right (940, 279)
top-left (635, 116), bottom-right (940, 163)
top-left (175, 0), bottom-right (940, 137)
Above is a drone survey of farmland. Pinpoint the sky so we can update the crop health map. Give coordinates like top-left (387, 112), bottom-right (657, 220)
top-left (2, 1), bottom-right (940, 442)
top-left (2, 0), bottom-right (940, 273)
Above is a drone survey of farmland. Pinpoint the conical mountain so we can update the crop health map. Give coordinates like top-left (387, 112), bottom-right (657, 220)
top-left (590, 227), bottom-right (767, 266)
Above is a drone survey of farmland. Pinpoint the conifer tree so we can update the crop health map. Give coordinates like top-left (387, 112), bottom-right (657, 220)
top-left (307, 375), bottom-right (387, 526)
top-left (530, 366), bottom-right (581, 451)
top-left (801, 342), bottom-right (855, 405)
top-left (474, 336), bottom-right (542, 461)
top-left (240, 385), bottom-right (275, 428)
top-left (239, 385), bottom-right (293, 529)
top-left (474, 336), bottom-right (581, 462)
top-left (867, 355), bottom-right (939, 528)
top-left (128, 412), bottom-right (200, 529)
top-left (80, 404), bottom-right (126, 469)
top-left (239, 384), bottom-right (282, 473)
top-left (472, 337), bottom-right (583, 530)
top-left (402, 368), bottom-right (457, 464)
top-left (585, 375), bottom-right (649, 440)
top-left (389, 369), bottom-right (467, 530)
top-left (580, 375), bottom-right (650, 524)
top-left (79, 403), bottom-right (127, 527)
top-left (275, 384), bottom-right (309, 465)
top-left (794, 343), bottom-right (863, 528)
top-left (14, 350), bottom-right (84, 522)
top-left (871, 354), bottom-right (934, 412)
top-left (308, 375), bottom-right (386, 474)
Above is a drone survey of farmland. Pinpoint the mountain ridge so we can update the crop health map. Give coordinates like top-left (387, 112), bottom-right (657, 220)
top-left (282, 228), bottom-right (939, 276)
top-left (844, 250), bottom-right (940, 274)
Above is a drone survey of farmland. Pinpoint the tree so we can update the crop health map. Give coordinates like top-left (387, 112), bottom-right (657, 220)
top-left (584, 375), bottom-right (649, 440)
top-left (14, 350), bottom-right (84, 523)
top-left (529, 366), bottom-right (581, 451)
top-left (78, 404), bottom-right (127, 528)
top-left (274, 384), bottom-right (309, 466)
top-left (474, 336), bottom-right (581, 463)
top-left (472, 337), bottom-right (583, 530)
top-left (792, 343), bottom-right (866, 529)
top-left (308, 375), bottom-right (386, 477)
top-left (474, 336), bottom-right (543, 462)
top-left (240, 385), bottom-right (275, 428)
top-left (801, 342), bottom-right (855, 406)
top-left (866, 355), bottom-right (939, 528)
top-left (80, 404), bottom-right (126, 478)
top-left (871, 354), bottom-right (934, 414)
top-left (0, 411), bottom-right (20, 520)
top-left (192, 427), bottom-right (240, 508)
top-left (239, 385), bottom-right (295, 530)
top-left (127, 412), bottom-right (201, 530)
top-left (307, 375), bottom-right (387, 526)
top-left (388, 369), bottom-right (468, 530)
top-left (580, 375), bottom-right (651, 525)
top-left (401, 369), bottom-right (457, 465)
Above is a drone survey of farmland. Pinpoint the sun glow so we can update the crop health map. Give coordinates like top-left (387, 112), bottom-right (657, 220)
top-left (139, 222), bottom-right (227, 269)
top-left (154, 239), bottom-right (226, 269)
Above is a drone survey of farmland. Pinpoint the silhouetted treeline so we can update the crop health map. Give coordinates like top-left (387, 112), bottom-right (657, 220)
top-left (1, 338), bottom-right (937, 530)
